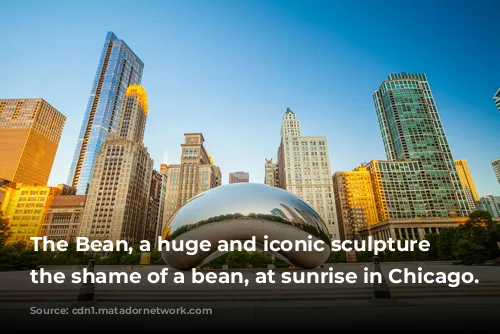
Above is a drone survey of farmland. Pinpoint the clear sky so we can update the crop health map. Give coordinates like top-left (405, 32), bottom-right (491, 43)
top-left (1, 0), bottom-right (499, 196)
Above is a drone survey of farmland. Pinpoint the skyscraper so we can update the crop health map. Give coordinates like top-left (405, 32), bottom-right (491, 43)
top-left (366, 160), bottom-right (433, 221)
top-left (493, 88), bottom-right (500, 113)
top-left (373, 73), bottom-right (471, 217)
top-left (454, 160), bottom-right (479, 206)
top-left (145, 169), bottom-right (164, 244)
top-left (0, 98), bottom-right (66, 186)
top-left (477, 195), bottom-right (500, 218)
top-left (162, 133), bottom-right (222, 231)
top-left (264, 159), bottom-right (278, 187)
top-left (79, 85), bottom-right (153, 244)
top-left (492, 158), bottom-right (500, 184)
top-left (68, 32), bottom-right (144, 195)
top-left (229, 172), bottom-right (249, 183)
top-left (276, 108), bottom-right (338, 239)
top-left (332, 165), bottom-right (378, 240)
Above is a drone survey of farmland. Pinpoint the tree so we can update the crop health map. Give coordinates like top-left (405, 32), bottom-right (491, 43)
top-left (205, 253), bottom-right (229, 268)
top-left (327, 251), bottom-right (347, 263)
top-left (424, 233), bottom-right (439, 261)
top-left (487, 223), bottom-right (500, 261)
top-left (0, 215), bottom-right (12, 247)
top-left (226, 250), bottom-right (250, 268)
top-left (249, 251), bottom-right (273, 268)
top-left (453, 239), bottom-right (489, 265)
top-left (437, 227), bottom-right (456, 260)
top-left (468, 210), bottom-right (494, 229)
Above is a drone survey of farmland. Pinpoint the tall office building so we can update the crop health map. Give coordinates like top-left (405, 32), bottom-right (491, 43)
top-left (264, 159), bottom-right (278, 187)
top-left (276, 108), bottom-right (338, 239)
top-left (0, 184), bottom-right (62, 243)
top-left (229, 172), bottom-right (249, 183)
top-left (0, 99), bottom-right (66, 186)
top-left (68, 32), bottom-right (144, 195)
top-left (454, 160), bottom-right (479, 207)
top-left (332, 165), bottom-right (378, 240)
top-left (492, 158), bottom-right (500, 184)
top-left (145, 170), bottom-right (164, 244)
top-left (79, 85), bottom-right (153, 244)
top-left (493, 89), bottom-right (500, 113)
top-left (373, 73), bottom-right (471, 217)
top-left (366, 160), bottom-right (434, 221)
top-left (156, 166), bottom-right (167, 245)
top-left (162, 133), bottom-right (222, 230)
top-left (477, 195), bottom-right (500, 218)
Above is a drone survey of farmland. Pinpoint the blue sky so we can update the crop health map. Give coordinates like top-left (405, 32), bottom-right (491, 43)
top-left (1, 0), bottom-right (499, 196)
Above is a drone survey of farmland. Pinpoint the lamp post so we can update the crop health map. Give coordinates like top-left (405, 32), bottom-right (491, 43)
top-left (368, 226), bottom-right (391, 299)
top-left (76, 258), bottom-right (96, 303)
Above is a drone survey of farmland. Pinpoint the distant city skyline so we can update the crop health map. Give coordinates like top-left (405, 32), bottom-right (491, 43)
top-left (1, 0), bottom-right (498, 196)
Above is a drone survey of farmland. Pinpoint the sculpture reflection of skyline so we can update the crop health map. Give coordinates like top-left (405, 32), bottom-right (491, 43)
top-left (166, 183), bottom-right (324, 225)
top-left (162, 183), bottom-right (331, 244)
top-left (161, 183), bottom-right (332, 269)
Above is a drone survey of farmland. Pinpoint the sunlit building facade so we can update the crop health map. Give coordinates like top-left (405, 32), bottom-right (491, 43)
top-left (68, 31), bottom-right (144, 195)
top-left (0, 184), bottom-right (61, 243)
top-left (276, 108), bottom-right (339, 239)
top-left (454, 159), bottom-right (479, 207)
top-left (332, 165), bottom-right (378, 240)
top-left (0, 98), bottom-right (66, 186)
top-left (79, 85), bottom-right (153, 244)
top-left (373, 73), bottom-right (471, 217)
top-left (162, 133), bottom-right (222, 231)
top-left (366, 160), bottom-right (432, 221)
top-left (41, 195), bottom-right (86, 243)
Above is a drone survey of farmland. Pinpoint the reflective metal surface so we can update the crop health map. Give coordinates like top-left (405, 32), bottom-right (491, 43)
top-left (161, 183), bottom-right (331, 270)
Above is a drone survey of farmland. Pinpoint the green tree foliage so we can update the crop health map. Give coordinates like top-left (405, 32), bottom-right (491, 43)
top-left (422, 210), bottom-right (499, 265)
top-left (0, 214), bottom-right (12, 247)
top-left (0, 216), bottom-right (38, 270)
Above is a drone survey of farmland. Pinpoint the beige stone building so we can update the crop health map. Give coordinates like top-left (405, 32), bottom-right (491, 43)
top-left (264, 159), bottom-right (278, 187)
top-left (79, 85), bottom-right (153, 244)
top-left (229, 172), bottom-right (249, 183)
top-left (41, 195), bottom-right (86, 243)
top-left (275, 108), bottom-right (339, 239)
top-left (162, 133), bottom-right (222, 230)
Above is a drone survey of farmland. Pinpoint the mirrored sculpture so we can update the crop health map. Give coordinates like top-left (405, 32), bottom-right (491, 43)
top-left (161, 183), bottom-right (332, 270)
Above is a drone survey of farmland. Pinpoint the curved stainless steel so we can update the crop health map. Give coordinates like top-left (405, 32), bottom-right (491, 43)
top-left (161, 183), bottom-right (332, 270)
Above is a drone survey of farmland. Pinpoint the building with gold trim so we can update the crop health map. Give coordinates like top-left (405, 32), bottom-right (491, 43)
top-left (0, 98), bottom-right (66, 186)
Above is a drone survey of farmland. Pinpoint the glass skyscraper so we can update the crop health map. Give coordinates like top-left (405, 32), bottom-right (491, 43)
top-left (373, 73), bottom-right (471, 217)
top-left (67, 31), bottom-right (144, 195)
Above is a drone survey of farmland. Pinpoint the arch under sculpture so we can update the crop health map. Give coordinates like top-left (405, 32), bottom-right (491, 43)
top-left (161, 183), bottom-right (332, 270)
